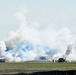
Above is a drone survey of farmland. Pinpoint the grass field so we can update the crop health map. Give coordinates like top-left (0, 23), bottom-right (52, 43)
top-left (0, 62), bottom-right (76, 74)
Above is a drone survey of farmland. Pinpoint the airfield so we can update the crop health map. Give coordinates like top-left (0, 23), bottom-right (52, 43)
top-left (0, 61), bottom-right (76, 75)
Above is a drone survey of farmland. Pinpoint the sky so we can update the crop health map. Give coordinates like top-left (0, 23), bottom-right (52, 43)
top-left (0, 0), bottom-right (76, 40)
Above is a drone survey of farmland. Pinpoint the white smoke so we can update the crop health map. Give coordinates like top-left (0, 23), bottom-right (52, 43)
top-left (5, 53), bottom-right (14, 63)
top-left (65, 42), bottom-right (75, 56)
top-left (65, 42), bottom-right (76, 62)
top-left (5, 31), bottom-right (21, 49)
top-left (0, 41), bottom-right (6, 56)
top-left (14, 57), bottom-right (21, 62)
top-left (0, 11), bottom-right (76, 62)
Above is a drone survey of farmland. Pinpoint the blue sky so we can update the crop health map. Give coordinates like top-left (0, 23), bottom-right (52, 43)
top-left (0, 0), bottom-right (76, 40)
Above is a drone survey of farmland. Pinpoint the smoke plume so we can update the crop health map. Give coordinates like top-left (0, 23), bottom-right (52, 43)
top-left (0, 11), bottom-right (76, 62)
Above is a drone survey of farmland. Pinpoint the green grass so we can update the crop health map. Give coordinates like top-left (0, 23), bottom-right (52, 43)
top-left (0, 62), bottom-right (76, 73)
top-left (0, 62), bottom-right (76, 69)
